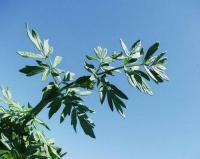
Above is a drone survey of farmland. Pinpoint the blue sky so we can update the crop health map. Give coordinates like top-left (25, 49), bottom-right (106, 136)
top-left (0, 0), bottom-right (200, 159)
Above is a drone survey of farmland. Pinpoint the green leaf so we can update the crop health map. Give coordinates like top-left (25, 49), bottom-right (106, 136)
top-left (53, 56), bottom-right (63, 67)
top-left (36, 60), bottom-right (49, 67)
top-left (144, 42), bottom-right (159, 63)
top-left (60, 103), bottom-right (73, 123)
top-left (78, 115), bottom-right (95, 138)
top-left (111, 52), bottom-right (125, 60)
top-left (103, 56), bottom-right (114, 63)
top-left (127, 75), bottom-right (136, 88)
top-left (0, 133), bottom-right (11, 150)
top-left (29, 155), bottom-right (48, 159)
top-left (144, 66), bottom-right (158, 83)
top-left (63, 71), bottom-right (75, 81)
top-left (112, 95), bottom-right (126, 117)
top-left (43, 39), bottom-right (52, 57)
top-left (74, 76), bottom-right (95, 89)
top-left (1, 87), bottom-right (12, 100)
top-left (152, 52), bottom-right (166, 65)
top-left (86, 55), bottom-right (96, 60)
top-left (140, 48), bottom-right (144, 56)
top-left (107, 91), bottom-right (114, 111)
top-left (141, 80), bottom-right (153, 95)
top-left (101, 63), bottom-right (109, 67)
top-left (133, 70), bottom-right (150, 81)
top-left (127, 73), bottom-right (153, 95)
top-left (128, 74), bottom-right (142, 90)
top-left (42, 83), bottom-right (60, 102)
top-left (123, 58), bottom-right (129, 65)
top-left (41, 69), bottom-right (50, 81)
top-left (128, 58), bottom-right (137, 63)
top-left (49, 146), bottom-right (61, 158)
top-left (34, 118), bottom-right (50, 130)
top-left (94, 46), bottom-right (107, 59)
top-left (109, 84), bottom-right (128, 100)
top-left (0, 150), bottom-right (10, 156)
top-left (17, 51), bottom-right (44, 59)
top-left (26, 24), bottom-right (43, 51)
top-left (131, 40), bottom-right (141, 52)
top-left (19, 66), bottom-right (45, 76)
top-left (152, 66), bottom-right (169, 81)
top-left (102, 66), bottom-right (120, 74)
top-left (48, 98), bottom-right (62, 119)
top-left (157, 58), bottom-right (167, 65)
top-left (77, 104), bottom-right (95, 113)
top-left (75, 76), bottom-right (90, 84)
top-left (84, 61), bottom-right (95, 69)
top-left (150, 69), bottom-right (164, 83)
top-left (130, 40), bottom-right (142, 58)
top-left (99, 85), bottom-right (107, 104)
top-left (120, 39), bottom-right (130, 56)
top-left (84, 61), bottom-right (96, 73)
top-left (71, 109), bottom-right (77, 132)
top-left (113, 95), bottom-right (126, 108)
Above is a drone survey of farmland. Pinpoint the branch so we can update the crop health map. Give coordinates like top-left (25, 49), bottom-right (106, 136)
top-left (97, 66), bottom-right (124, 75)
top-left (22, 98), bottom-right (51, 125)
top-left (96, 63), bottom-right (142, 75)
top-left (31, 98), bottom-right (51, 116)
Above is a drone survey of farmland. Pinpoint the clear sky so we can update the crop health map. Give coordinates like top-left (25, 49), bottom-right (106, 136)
top-left (0, 0), bottom-right (200, 159)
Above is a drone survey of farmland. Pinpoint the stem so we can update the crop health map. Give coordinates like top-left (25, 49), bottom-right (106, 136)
top-left (60, 64), bottom-right (143, 92)
top-left (97, 66), bottom-right (124, 75)
top-left (21, 50), bottom-right (64, 127)
top-left (23, 67), bottom-right (74, 125)
top-left (95, 63), bottom-right (102, 75)
top-left (31, 98), bottom-right (51, 116)
top-left (23, 57), bottom-right (60, 125)
top-left (97, 63), bottom-right (142, 75)
top-left (23, 98), bottom-right (51, 125)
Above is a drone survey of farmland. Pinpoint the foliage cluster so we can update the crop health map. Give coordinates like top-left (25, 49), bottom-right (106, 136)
top-left (0, 25), bottom-right (168, 158)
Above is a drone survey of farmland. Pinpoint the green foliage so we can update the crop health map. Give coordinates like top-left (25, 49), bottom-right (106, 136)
top-left (99, 82), bottom-right (128, 117)
top-left (20, 65), bottom-right (46, 76)
top-left (16, 26), bottom-right (169, 137)
top-left (0, 25), bottom-right (169, 158)
top-left (0, 88), bottom-right (66, 159)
